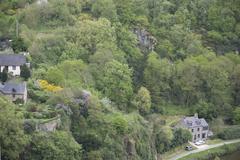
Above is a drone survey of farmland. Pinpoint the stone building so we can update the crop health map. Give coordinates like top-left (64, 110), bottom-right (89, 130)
top-left (178, 113), bottom-right (211, 142)
top-left (0, 82), bottom-right (27, 103)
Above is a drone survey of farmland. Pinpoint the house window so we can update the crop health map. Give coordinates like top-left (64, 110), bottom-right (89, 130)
top-left (202, 133), bottom-right (206, 138)
top-left (198, 134), bottom-right (200, 138)
top-left (197, 128), bottom-right (200, 131)
top-left (12, 66), bottom-right (16, 70)
top-left (192, 129), bottom-right (194, 132)
top-left (194, 135), bottom-right (196, 140)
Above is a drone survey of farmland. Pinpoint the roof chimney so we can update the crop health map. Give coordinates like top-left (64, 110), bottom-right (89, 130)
top-left (194, 113), bottom-right (198, 118)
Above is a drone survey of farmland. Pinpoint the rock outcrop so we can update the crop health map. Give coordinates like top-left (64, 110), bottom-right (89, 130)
top-left (124, 137), bottom-right (136, 159)
top-left (36, 115), bottom-right (61, 132)
top-left (133, 28), bottom-right (157, 51)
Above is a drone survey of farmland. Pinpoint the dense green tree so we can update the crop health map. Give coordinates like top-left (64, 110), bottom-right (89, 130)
top-left (29, 32), bottom-right (67, 65)
top-left (111, 114), bottom-right (128, 134)
top-left (144, 52), bottom-right (172, 105)
top-left (195, 101), bottom-right (217, 121)
top-left (113, 0), bottom-right (135, 24)
top-left (174, 58), bottom-right (202, 106)
top-left (0, 67), bottom-right (8, 83)
top-left (231, 65), bottom-right (240, 106)
top-left (89, 42), bottom-right (126, 88)
top-left (156, 39), bottom-right (174, 59)
top-left (46, 67), bottom-right (64, 85)
top-left (1, 0), bottom-right (240, 158)
top-left (87, 150), bottom-right (103, 160)
top-left (114, 24), bottom-right (144, 87)
top-left (57, 60), bottom-right (93, 87)
top-left (20, 64), bottom-right (31, 80)
top-left (92, 0), bottom-right (117, 21)
top-left (0, 97), bottom-right (28, 160)
top-left (155, 127), bottom-right (173, 153)
top-left (73, 18), bottom-right (116, 59)
top-left (11, 37), bottom-right (28, 53)
top-left (133, 86), bottom-right (151, 115)
top-left (233, 108), bottom-right (240, 125)
top-left (200, 62), bottom-right (231, 107)
top-left (171, 128), bottom-right (192, 147)
top-left (23, 131), bottom-right (82, 160)
top-left (101, 60), bottom-right (133, 108)
top-left (208, 4), bottom-right (236, 32)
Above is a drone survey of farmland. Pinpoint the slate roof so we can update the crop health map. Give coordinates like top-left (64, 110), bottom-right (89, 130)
top-left (0, 54), bottom-right (26, 66)
top-left (0, 82), bottom-right (26, 95)
top-left (181, 116), bottom-right (208, 128)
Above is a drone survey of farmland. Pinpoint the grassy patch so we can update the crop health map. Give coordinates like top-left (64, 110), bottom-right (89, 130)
top-left (162, 104), bottom-right (191, 116)
top-left (147, 114), bottom-right (182, 127)
top-left (206, 139), bottom-right (224, 145)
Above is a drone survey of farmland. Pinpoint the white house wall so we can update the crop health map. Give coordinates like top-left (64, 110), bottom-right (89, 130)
top-left (0, 66), bottom-right (21, 76)
top-left (8, 66), bottom-right (21, 76)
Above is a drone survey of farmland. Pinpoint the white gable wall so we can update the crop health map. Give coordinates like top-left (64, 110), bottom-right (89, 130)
top-left (8, 66), bottom-right (21, 76)
top-left (0, 65), bottom-right (21, 76)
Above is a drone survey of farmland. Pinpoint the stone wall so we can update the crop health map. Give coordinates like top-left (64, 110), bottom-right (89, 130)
top-left (36, 115), bottom-right (61, 132)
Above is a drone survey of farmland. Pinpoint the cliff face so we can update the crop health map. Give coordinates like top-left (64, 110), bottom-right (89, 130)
top-left (133, 28), bottom-right (157, 52)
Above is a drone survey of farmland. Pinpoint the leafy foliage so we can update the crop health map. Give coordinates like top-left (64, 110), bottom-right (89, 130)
top-left (133, 86), bottom-right (151, 115)
top-left (0, 97), bottom-right (28, 160)
top-left (100, 60), bottom-right (133, 108)
top-left (20, 64), bottom-right (31, 80)
top-left (23, 131), bottom-right (82, 160)
top-left (0, 0), bottom-right (240, 159)
top-left (0, 67), bottom-right (8, 82)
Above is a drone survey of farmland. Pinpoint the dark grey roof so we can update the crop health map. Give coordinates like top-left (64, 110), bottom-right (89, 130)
top-left (0, 54), bottom-right (26, 66)
top-left (0, 82), bottom-right (26, 95)
top-left (181, 116), bottom-right (208, 128)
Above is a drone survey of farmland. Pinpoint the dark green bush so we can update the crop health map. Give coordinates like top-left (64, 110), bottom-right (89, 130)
top-left (217, 126), bottom-right (240, 140)
top-left (171, 128), bottom-right (192, 147)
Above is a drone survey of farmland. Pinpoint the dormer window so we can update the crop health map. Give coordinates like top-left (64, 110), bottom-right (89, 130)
top-left (12, 66), bottom-right (16, 70)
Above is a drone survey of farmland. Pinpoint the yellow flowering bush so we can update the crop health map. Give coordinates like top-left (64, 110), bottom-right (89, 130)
top-left (39, 80), bottom-right (63, 92)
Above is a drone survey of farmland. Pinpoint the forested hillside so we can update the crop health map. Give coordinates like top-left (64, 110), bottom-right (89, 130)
top-left (0, 0), bottom-right (240, 160)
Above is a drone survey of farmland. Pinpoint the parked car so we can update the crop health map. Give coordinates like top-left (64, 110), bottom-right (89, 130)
top-left (185, 146), bottom-right (193, 151)
top-left (195, 140), bottom-right (205, 146)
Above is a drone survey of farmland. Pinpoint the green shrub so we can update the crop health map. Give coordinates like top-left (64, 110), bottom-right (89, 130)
top-left (11, 37), bottom-right (28, 53)
top-left (20, 64), bottom-right (31, 80)
top-left (24, 120), bottom-right (36, 134)
top-left (171, 128), bottom-right (192, 147)
top-left (217, 126), bottom-right (240, 140)
top-left (111, 115), bottom-right (128, 134)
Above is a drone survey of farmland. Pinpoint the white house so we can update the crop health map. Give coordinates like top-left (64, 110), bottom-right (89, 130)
top-left (0, 54), bottom-right (27, 76)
